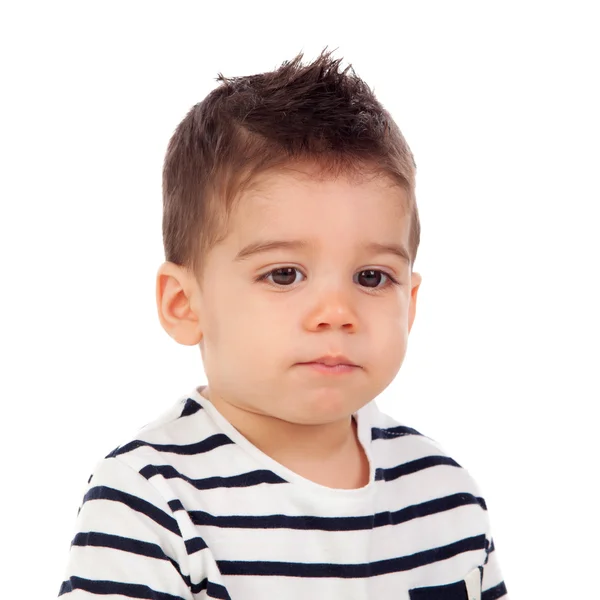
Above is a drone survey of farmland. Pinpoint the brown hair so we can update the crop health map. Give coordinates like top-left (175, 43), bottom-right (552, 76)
top-left (162, 49), bottom-right (420, 285)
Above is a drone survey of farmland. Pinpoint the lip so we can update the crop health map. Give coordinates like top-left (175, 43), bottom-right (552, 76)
top-left (300, 355), bottom-right (360, 367)
top-left (299, 362), bottom-right (359, 375)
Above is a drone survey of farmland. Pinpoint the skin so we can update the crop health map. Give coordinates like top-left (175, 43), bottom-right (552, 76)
top-left (156, 164), bottom-right (422, 489)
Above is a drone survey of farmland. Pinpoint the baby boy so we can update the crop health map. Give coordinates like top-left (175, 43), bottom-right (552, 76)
top-left (58, 50), bottom-right (508, 600)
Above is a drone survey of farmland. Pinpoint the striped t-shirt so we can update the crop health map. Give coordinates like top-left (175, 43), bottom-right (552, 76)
top-left (58, 385), bottom-right (508, 600)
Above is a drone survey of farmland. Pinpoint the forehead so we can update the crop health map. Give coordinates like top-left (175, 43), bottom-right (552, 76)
top-left (231, 166), bottom-right (409, 230)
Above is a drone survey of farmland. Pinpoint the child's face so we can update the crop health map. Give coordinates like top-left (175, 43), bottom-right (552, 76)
top-left (170, 165), bottom-right (420, 425)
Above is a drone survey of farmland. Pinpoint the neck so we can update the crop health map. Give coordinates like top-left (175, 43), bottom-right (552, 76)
top-left (199, 386), bottom-right (359, 463)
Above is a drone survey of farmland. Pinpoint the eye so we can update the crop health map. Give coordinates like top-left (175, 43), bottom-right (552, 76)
top-left (256, 267), bottom-right (399, 291)
top-left (258, 267), bottom-right (305, 286)
top-left (355, 269), bottom-right (398, 290)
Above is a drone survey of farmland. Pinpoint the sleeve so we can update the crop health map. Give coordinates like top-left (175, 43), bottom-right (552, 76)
top-left (462, 468), bottom-right (509, 600)
top-left (57, 456), bottom-right (195, 599)
top-left (481, 535), bottom-right (509, 600)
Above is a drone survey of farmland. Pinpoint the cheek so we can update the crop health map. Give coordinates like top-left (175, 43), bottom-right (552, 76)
top-left (375, 312), bottom-right (409, 362)
top-left (209, 290), bottom-right (272, 351)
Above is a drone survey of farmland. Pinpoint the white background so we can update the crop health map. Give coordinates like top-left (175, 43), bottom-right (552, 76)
top-left (1, 1), bottom-right (599, 598)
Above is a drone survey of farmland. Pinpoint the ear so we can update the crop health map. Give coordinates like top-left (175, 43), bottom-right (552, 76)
top-left (155, 262), bottom-right (203, 346)
top-left (407, 270), bottom-right (422, 334)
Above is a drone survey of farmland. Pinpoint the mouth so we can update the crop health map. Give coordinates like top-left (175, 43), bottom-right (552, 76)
top-left (302, 355), bottom-right (359, 367)
top-left (297, 355), bottom-right (362, 374)
top-left (299, 362), bottom-right (360, 374)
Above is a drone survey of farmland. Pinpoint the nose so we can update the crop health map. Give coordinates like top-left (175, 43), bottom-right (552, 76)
top-left (303, 285), bottom-right (358, 332)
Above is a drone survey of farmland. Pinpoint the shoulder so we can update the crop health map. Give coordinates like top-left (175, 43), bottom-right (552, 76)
top-left (81, 394), bottom-right (223, 499)
top-left (369, 402), bottom-right (491, 516)
top-left (368, 401), bottom-right (455, 459)
top-left (103, 395), bottom-right (219, 466)
top-left (74, 395), bottom-right (210, 524)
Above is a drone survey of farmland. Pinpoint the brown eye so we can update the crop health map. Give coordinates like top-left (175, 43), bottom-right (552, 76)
top-left (357, 269), bottom-right (385, 288)
top-left (266, 267), bottom-right (301, 286)
top-left (257, 267), bottom-right (398, 291)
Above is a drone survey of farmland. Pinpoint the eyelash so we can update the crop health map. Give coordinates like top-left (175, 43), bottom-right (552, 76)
top-left (255, 267), bottom-right (401, 293)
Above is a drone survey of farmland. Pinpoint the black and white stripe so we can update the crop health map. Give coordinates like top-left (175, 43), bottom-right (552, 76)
top-left (58, 389), bottom-right (508, 599)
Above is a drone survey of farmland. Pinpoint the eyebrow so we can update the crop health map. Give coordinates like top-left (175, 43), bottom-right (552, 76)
top-left (234, 239), bottom-right (411, 264)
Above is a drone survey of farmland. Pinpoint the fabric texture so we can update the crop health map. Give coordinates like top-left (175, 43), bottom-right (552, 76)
top-left (58, 386), bottom-right (509, 599)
